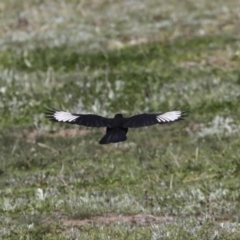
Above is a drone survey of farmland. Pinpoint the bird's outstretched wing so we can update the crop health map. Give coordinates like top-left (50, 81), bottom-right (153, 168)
top-left (122, 110), bottom-right (187, 128)
top-left (45, 108), bottom-right (113, 127)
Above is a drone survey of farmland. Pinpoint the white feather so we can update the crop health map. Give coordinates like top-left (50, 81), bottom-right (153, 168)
top-left (156, 111), bottom-right (182, 123)
top-left (53, 111), bottom-right (79, 122)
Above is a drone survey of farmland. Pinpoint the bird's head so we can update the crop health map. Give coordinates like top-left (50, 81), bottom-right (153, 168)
top-left (114, 113), bottom-right (123, 119)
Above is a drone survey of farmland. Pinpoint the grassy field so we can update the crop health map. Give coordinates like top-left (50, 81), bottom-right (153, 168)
top-left (1, 0), bottom-right (240, 239)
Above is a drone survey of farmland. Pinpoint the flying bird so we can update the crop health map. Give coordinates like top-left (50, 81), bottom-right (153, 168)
top-left (45, 107), bottom-right (187, 144)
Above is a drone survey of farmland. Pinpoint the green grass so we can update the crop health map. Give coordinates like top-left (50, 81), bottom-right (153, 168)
top-left (1, 0), bottom-right (240, 239)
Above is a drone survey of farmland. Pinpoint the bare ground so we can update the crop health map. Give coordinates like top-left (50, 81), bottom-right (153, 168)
top-left (62, 214), bottom-right (175, 226)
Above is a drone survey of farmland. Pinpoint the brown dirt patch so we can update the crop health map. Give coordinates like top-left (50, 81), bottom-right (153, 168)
top-left (62, 214), bottom-right (174, 226)
top-left (19, 128), bottom-right (91, 142)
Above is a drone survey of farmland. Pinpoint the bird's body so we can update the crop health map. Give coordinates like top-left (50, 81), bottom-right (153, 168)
top-left (98, 114), bottom-right (128, 144)
top-left (45, 108), bottom-right (187, 144)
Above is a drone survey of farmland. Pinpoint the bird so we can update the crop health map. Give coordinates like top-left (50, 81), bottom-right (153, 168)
top-left (45, 107), bottom-right (187, 144)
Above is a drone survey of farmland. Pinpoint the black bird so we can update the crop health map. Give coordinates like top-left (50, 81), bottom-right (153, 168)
top-left (45, 108), bottom-right (187, 144)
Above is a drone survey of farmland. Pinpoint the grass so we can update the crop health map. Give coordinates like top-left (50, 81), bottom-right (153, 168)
top-left (1, 0), bottom-right (240, 239)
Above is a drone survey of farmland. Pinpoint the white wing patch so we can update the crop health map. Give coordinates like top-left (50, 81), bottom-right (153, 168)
top-left (53, 111), bottom-right (79, 122)
top-left (156, 111), bottom-right (182, 123)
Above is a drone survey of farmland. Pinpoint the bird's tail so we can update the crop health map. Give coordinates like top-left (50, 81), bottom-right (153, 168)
top-left (99, 129), bottom-right (127, 144)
